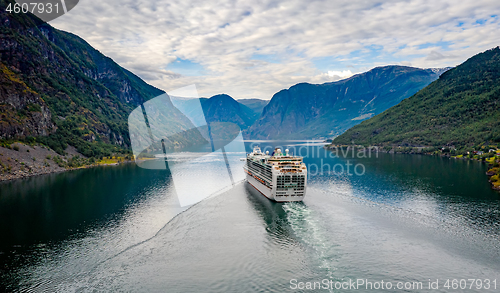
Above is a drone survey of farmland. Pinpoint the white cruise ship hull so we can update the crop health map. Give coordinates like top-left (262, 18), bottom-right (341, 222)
top-left (245, 173), bottom-right (274, 200)
top-left (244, 146), bottom-right (306, 202)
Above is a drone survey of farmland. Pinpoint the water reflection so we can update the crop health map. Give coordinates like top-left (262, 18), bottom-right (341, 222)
top-left (0, 164), bottom-right (172, 291)
top-left (1, 143), bottom-right (499, 292)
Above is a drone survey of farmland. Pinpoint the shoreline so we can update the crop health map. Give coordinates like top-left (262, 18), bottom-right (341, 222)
top-left (0, 142), bottom-right (139, 183)
top-left (0, 159), bottom-right (135, 182)
top-left (324, 144), bottom-right (500, 192)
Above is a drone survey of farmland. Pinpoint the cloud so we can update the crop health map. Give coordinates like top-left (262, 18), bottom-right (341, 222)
top-left (327, 70), bottom-right (354, 79)
top-left (50, 0), bottom-right (500, 99)
top-left (426, 50), bottom-right (458, 61)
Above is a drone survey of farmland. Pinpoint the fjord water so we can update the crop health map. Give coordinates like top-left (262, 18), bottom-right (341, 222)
top-left (1, 142), bottom-right (499, 292)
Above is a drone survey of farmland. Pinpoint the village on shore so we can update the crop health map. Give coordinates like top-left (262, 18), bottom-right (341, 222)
top-left (326, 143), bottom-right (500, 191)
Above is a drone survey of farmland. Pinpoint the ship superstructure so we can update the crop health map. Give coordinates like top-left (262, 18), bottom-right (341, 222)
top-left (243, 146), bottom-right (307, 202)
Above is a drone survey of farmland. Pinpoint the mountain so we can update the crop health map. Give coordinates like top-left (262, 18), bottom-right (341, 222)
top-left (202, 94), bottom-right (258, 130)
top-left (246, 66), bottom-right (449, 139)
top-left (0, 0), bottom-right (204, 156)
top-left (171, 94), bottom-right (261, 132)
top-left (333, 47), bottom-right (500, 147)
top-left (237, 98), bottom-right (269, 118)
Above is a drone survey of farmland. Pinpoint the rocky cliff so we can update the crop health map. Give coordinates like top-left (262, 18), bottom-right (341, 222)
top-left (0, 0), bottom-right (203, 156)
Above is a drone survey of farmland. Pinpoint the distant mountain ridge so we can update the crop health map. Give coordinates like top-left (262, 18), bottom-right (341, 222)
top-left (171, 94), bottom-right (265, 132)
top-left (0, 0), bottom-right (204, 156)
top-left (246, 66), bottom-right (450, 139)
top-left (1, 0), bottom-right (466, 152)
top-left (237, 99), bottom-right (269, 119)
top-left (333, 47), bottom-right (500, 147)
top-left (202, 94), bottom-right (258, 131)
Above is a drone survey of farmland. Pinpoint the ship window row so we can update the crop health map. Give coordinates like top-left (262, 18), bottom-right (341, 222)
top-left (248, 164), bottom-right (272, 174)
top-left (249, 166), bottom-right (272, 174)
top-left (249, 161), bottom-right (271, 170)
top-left (276, 183), bottom-right (305, 186)
top-left (277, 178), bottom-right (304, 181)
top-left (248, 168), bottom-right (272, 183)
top-left (248, 168), bottom-right (272, 180)
top-left (276, 186), bottom-right (305, 190)
top-left (248, 163), bottom-right (272, 175)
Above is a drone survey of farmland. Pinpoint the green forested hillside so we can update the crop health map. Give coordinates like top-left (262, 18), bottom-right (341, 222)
top-left (334, 47), bottom-right (500, 147)
top-left (237, 98), bottom-right (268, 120)
top-left (202, 94), bottom-right (258, 130)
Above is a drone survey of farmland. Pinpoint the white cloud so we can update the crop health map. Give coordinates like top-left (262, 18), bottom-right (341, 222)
top-left (327, 70), bottom-right (354, 79)
top-left (50, 0), bottom-right (500, 99)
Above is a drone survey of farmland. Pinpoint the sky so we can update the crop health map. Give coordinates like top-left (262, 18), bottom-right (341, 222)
top-left (50, 0), bottom-right (500, 100)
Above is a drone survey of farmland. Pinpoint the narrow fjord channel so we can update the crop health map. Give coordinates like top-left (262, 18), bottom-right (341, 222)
top-left (1, 143), bottom-right (499, 292)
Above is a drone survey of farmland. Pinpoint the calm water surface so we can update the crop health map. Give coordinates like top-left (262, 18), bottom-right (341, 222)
top-left (0, 142), bottom-right (499, 292)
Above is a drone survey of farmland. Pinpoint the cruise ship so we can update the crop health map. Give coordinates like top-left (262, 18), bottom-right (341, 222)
top-left (243, 146), bottom-right (307, 202)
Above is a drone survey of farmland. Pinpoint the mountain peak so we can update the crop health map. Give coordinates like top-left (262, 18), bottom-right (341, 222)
top-left (333, 46), bottom-right (500, 146)
top-left (208, 94), bottom-right (238, 105)
top-left (247, 65), bottom-right (445, 140)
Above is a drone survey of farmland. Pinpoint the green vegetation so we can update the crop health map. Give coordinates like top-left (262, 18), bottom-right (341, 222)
top-left (50, 155), bottom-right (96, 168)
top-left (487, 157), bottom-right (500, 190)
top-left (97, 156), bottom-right (129, 165)
top-left (66, 156), bottom-right (90, 168)
top-left (1, 0), bottom-right (205, 162)
top-left (51, 155), bottom-right (65, 167)
top-left (248, 66), bottom-right (446, 139)
top-left (26, 103), bottom-right (41, 112)
top-left (0, 161), bottom-right (7, 174)
top-left (334, 47), bottom-right (500, 148)
top-left (332, 47), bottom-right (500, 191)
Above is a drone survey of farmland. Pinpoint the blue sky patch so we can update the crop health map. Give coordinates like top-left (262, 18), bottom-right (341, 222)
top-left (166, 58), bottom-right (205, 76)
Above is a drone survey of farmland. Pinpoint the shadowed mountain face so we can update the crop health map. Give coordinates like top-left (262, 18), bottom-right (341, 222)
top-left (333, 47), bottom-right (500, 147)
top-left (202, 94), bottom-right (259, 130)
top-left (0, 0), bottom-right (204, 156)
top-left (246, 66), bottom-right (449, 140)
top-left (170, 94), bottom-right (264, 133)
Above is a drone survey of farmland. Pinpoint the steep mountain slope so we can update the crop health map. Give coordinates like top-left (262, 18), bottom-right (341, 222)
top-left (237, 98), bottom-right (268, 120)
top-left (333, 47), bottom-right (500, 147)
top-left (170, 94), bottom-right (261, 132)
top-left (247, 66), bottom-right (449, 139)
top-left (0, 0), bottom-right (204, 156)
top-left (202, 94), bottom-right (257, 130)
